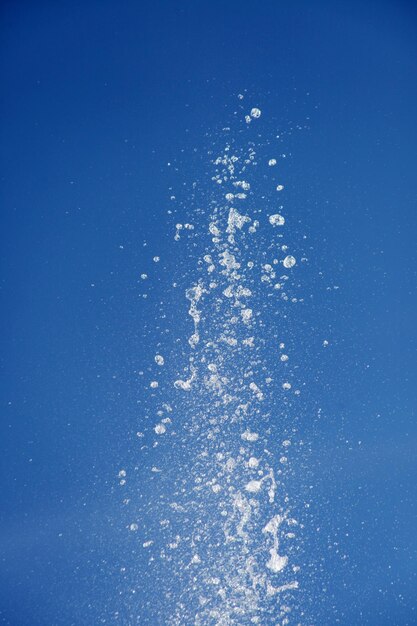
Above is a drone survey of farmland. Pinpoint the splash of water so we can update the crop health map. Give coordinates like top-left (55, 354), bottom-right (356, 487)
top-left (121, 97), bottom-right (307, 625)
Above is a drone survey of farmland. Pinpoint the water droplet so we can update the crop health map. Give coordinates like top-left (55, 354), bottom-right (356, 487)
top-left (283, 255), bottom-right (296, 268)
top-left (269, 214), bottom-right (285, 226)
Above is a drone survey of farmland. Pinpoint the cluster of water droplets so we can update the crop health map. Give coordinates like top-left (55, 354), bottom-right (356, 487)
top-left (118, 98), bottom-right (310, 625)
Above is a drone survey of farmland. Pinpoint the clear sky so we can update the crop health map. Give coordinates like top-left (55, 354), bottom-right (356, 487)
top-left (1, 1), bottom-right (417, 624)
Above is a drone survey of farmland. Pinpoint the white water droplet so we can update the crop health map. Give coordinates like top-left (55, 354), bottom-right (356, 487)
top-left (245, 480), bottom-right (263, 493)
top-left (283, 255), bottom-right (296, 269)
top-left (269, 214), bottom-right (285, 226)
top-left (241, 430), bottom-right (259, 442)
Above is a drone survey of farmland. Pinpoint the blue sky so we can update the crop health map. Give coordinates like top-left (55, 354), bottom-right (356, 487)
top-left (1, 1), bottom-right (417, 624)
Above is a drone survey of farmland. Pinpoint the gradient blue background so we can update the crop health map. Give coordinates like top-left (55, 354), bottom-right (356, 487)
top-left (1, 1), bottom-right (417, 624)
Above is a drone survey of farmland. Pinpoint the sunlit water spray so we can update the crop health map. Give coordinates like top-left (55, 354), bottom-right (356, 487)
top-left (119, 97), bottom-right (312, 625)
